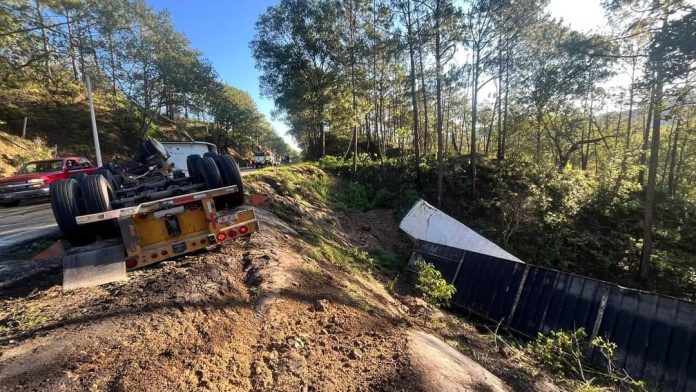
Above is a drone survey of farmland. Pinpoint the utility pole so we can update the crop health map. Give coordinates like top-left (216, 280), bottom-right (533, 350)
top-left (85, 74), bottom-right (102, 167)
top-left (22, 117), bottom-right (27, 138)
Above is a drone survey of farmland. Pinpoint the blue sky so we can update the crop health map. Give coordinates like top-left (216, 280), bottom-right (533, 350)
top-left (148, 0), bottom-right (607, 149)
top-left (147, 0), bottom-right (293, 145)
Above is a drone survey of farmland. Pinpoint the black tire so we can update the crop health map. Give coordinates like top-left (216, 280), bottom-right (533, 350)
top-left (95, 168), bottom-right (118, 190)
top-left (137, 138), bottom-right (169, 162)
top-left (50, 179), bottom-right (96, 245)
top-left (196, 156), bottom-right (224, 190)
top-left (186, 154), bottom-right (203, 182)
top-left (82, 174), bottom-right (118, 238)
top-left (203, 152), bottom-right (217, 159)
top-left (0, 200), bottom-right (20, 208)
top-left (215, 154), bottom-right (245, 207)
top-left (70, 172), bottom-right (88, 187)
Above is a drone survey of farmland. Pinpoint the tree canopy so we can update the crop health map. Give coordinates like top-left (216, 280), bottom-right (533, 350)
top-left (252, 0), bottom-right (696, 296)
top-left (0, 0), bottom-right (292, 156)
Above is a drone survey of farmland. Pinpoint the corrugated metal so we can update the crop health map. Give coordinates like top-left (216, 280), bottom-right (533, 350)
top-left (410, 240), bottom-right (696, 392)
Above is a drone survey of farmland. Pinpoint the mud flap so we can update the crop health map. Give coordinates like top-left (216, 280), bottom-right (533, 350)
top-left (62, 244), bottom-right (127, 292)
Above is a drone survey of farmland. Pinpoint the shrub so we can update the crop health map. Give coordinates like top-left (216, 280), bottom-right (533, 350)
top-left (527, 328), bottom-right (647, 391)
top-left (415, 261), bottom-right (456, 306)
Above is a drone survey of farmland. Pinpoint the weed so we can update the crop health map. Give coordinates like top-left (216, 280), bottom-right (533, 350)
top-left (300, 262), bottom-right (327, 280)
top-left (0, 306), bottom-right (47, 337)
top-left (526, 328), bottom-right (647, 392)
top-left (371, 247), bottom-right (401, 271)
top-left (343, 288), bottom-right (371, 312)
top-left (385, 275), bottom-right (399, 294)
top-left (445, 338), bottom-right (460, 349)
top-left (414, 261), bottom-right (456, 306)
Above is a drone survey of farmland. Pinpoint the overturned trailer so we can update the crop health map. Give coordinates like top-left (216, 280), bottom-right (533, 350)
top-left (400, 200), bottom-right (696, 392)
top-left (50, 139), bottom-right (258, 290)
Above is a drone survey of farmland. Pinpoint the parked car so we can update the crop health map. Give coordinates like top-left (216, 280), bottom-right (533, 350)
top-left (0, 156), bottom-right (96, 207)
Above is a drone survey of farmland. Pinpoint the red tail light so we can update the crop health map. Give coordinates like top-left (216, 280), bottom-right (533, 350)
top-left (239, 226), bottom-right (249, 235)
top-left (228, 229), bottom-right (237, 237)
top-left (217, 232), bottom-right (227, 242)
top-left (125, 258), bottom-right (138, 268)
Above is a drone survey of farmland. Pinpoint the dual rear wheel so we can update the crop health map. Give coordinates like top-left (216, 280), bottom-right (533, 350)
top-left (188, 153), bottom-right (245, 209)
top-left (50, 174), bottom-right (115, 245)
top-left (51, 154), bottom-right (245, 245)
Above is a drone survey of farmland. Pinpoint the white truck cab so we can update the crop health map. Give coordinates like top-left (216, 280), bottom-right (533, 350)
top-left (162, 141), bottom-right (217, 176)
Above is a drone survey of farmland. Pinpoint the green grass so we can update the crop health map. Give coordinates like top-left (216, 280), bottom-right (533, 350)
top-left (371, 247), bottom-right (401, 270)
top-left (0, 306), bottom-right (47, 337)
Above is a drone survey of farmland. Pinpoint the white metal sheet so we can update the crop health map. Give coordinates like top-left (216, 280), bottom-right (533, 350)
top-left (399, 199), bottom-right (521, 262)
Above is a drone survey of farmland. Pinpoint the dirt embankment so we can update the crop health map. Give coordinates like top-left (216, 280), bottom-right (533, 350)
top-left (0, 166), bottom-right (535, 391)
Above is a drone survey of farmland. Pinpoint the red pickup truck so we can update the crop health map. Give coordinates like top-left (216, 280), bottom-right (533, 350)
top-left (0, 156), bottom-right (96, 207)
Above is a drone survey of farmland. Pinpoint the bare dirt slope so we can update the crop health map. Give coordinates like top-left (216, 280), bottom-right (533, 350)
top-left (0, 166), bottom-right (512, 391)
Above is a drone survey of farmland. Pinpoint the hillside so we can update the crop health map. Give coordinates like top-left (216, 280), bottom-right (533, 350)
top-left (0, 82), bottom-right (145, 163)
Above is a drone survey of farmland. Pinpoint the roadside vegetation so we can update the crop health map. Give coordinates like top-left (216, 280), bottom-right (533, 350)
top-left (0, 130), bottom-right (54, 177)
top-left (0, 1), bottom-right (292, 164)
top-left (252, 0), bottom-right (696, 302)
top-left (246, 164), bottom-right (649, 391)
top-left (318, 155), bottom-right (696, 301)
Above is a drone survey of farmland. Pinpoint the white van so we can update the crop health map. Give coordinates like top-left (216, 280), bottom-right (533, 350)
top-left (161, 141), bottom-right (217, 177)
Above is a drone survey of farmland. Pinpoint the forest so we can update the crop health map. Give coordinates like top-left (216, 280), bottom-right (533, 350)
top-left (0, 0), bottom-right (292, 157)
top-left (251, 0), bottom-right (696, 299)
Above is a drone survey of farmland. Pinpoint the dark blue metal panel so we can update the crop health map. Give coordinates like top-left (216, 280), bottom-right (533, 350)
top-left (412, 240), bottom-right (696, 392)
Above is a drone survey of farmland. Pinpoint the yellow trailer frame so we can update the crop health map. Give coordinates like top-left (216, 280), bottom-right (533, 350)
top-left (75, 185), bottom-right (258, 270)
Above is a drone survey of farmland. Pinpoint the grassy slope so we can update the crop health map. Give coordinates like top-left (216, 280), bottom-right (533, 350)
top-left (0, 80), bottom-right (153, 165)
top-left (245, 164), bottom-right (646, 392)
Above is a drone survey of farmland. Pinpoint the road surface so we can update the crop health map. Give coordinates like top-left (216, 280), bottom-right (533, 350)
top-left (0, 167), bottom-right (258, 249)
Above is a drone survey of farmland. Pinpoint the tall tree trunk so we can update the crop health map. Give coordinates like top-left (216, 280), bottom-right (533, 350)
top-left (674, 130), bottom-right (688, 191)
top-left (34, 0), bottom-right (51, 79)
top-left (404, 0), bottom-right (421, 187)
top-left (638, 79), bottom-right (655, 185)
top-left (640, 18), bottom-right (667, 281)
top-left (108, 31), bottom-right (117, 97)
top-left (471, 47), bottom-right (480, 196)
top-left (501, 47), bottom-right (510, 161)
top-left (350, 0), bottom-right (358, 173)
top-left (86, 22), bottom-right (100, 75)
top-left (486, 90), bottom-right (498, 156)
top-left (535, 106), bottom-right (542, 163)
top-left (434, 0), bottom-right (444, 207)
top-left (65, 9), bottom-right (80, 81)
top-left (320, 118), bottom-right (326, 157)
top-left (496, 38), bottom-right (503, 161)
top-left (667, 117), bottom-right (681, 195)
top-left (582, 79), bottom-right (594, 171)
top-left (415, 16), bottom-right (430, 155)
top-left (613, 57), bottom-right (637, 196)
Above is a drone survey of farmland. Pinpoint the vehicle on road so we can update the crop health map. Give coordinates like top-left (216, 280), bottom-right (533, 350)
top-left (0, 156), bottom-right (96, 207)
top-left (254, 150), bottom-right (278, 168)
top-left (49, 138), bottom-right (257, 290)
